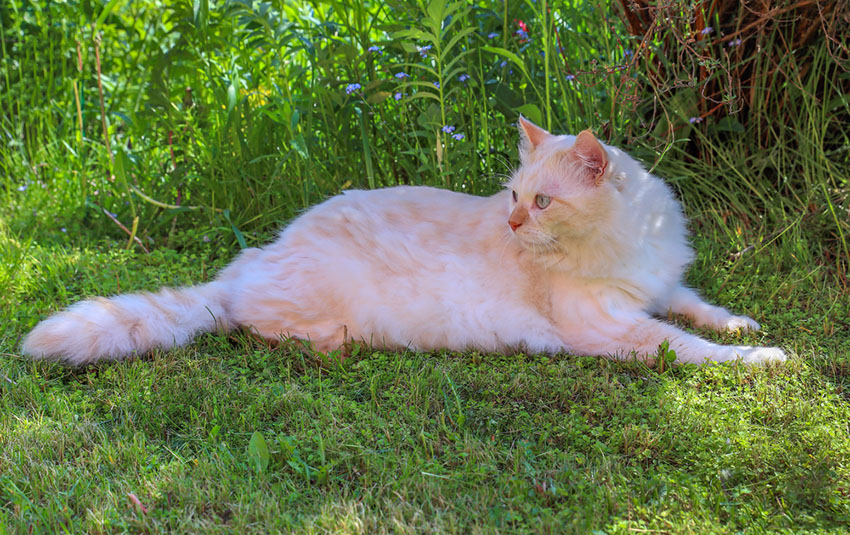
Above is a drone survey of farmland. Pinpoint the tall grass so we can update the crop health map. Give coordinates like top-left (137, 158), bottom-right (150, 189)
top-left (1, 0), bottom-right (847, 272)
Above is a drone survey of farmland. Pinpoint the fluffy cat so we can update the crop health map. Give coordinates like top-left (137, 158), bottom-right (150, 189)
top-left (21, 118), bottom-right (786, 366)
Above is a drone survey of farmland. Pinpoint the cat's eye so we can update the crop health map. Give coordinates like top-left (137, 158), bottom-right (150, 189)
top-left (535, 194), bottom-right (551, 209)
top-left (512, 190), bottom-right (518, 202)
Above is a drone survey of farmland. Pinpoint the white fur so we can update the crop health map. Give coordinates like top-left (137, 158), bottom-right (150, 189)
top-left (21, 120), bottom-right (786, 365)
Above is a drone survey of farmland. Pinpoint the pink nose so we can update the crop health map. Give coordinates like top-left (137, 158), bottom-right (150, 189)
top-left (509, 220), bottom-right (522, 232)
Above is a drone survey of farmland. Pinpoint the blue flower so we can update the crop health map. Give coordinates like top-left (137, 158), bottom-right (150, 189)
top-left (368, 45), bottom-right (382, 54)
top-left (452, 133), bottom-right (465, 140)
top-left (500, 61), bottom-right (507, 67)
top-left (700, 27), bottom-right (713, 35)
top-left (624, 49), bottom-right (633, 57)
top-left (442, 125), bottom-right (455, 133)
top-left (488, 32), bottom-right (499, 39)
top-left (565, 74), bottom-right (575, 80)
top-left (728, 38), bottom-right (742, 47)
top-left (689, 116), bottom-right (703, 124)
top-left (418, 45), bottom-right (432, 57)
top-left (433, 81), bottom-right (440, 88)
top-left (17, 184), bottom-right (26, 192)
top-left (345, 83), bottom-right (361, 94)
top-left (394, 72), bottom-right (409, 79)
top-left (515, 29), bottom-right (529, 40)
top-left (458, 73), bottom-right (470, 82)
top-left (394, 92), bottom-right (403, 101)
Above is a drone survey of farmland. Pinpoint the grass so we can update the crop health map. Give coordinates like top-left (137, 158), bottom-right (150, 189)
top-left (2, 0), bottom-right (849, 532)
top-left (1, 227), bottom-right (849, 534)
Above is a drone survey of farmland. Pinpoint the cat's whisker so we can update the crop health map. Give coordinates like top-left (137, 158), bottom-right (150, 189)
top-left (486, 171), bottom-right (515, 187)
top-left (490, 154), bottom-right (514, 175)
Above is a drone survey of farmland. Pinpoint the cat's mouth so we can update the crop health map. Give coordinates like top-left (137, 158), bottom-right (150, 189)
top-left (513, 227), bottom-right (560, 254)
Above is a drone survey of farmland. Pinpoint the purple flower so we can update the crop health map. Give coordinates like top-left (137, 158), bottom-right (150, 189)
top-left (17, 184), bottom-right (26, 191)
top-left (394, 72), bottom-right (409, 79)
top-left (60, 227), bottom-right (67, 233)
top-left (345, 83), bottom-right (361, 94)
top-left (452, 133), bottom-right (465, 140)
top-left (689, 116), bottom-right (703, 124)
top-left (458, 73), bottom-right (470, 82)
top-left (442, 125), bottom-right (455, 133)
top-left (418, 45), bottom-right (432, 57)
top-left (488, 32), bottom-right (499, 39)
top-left (433, 81), bottom-right (440, 88)
top-left (394, 92), bottom-right (403, 100)
top-left (728, 38), bottom-right (742, 47)
top-left (368, 45), bottom-right (382, 54)
top-left (515, 29), bottom-right (529, 40)
top-left (624, 49), bottom-right (633, 57)
top-left (700, 27), bottom-right (713, 35)
top-left (565, 74), bottom-right (575, 80)
top-left (500, 61), bottom-right (507, 67)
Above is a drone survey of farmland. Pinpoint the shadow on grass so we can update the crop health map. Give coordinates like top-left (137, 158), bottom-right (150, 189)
top-left (4, 336), bottom-right (850, 532)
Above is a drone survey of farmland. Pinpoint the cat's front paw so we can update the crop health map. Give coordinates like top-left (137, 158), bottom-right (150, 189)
top-left (738, 346), bottom-right (787, 364)
top-left (719, 315), bottom-right (760, 333)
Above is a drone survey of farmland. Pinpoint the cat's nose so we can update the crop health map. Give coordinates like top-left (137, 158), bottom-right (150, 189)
top-left (508, 205), bottom-right (527, 232)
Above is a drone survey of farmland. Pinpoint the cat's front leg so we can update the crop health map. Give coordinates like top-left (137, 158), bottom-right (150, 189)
top-left (654, 285), bottom-right (760, 333)
top-left (560, 311), bottom-right (785, 365)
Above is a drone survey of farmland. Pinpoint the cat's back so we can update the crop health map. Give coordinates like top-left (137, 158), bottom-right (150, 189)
top-left (279, 185), bottom-right (507, 257)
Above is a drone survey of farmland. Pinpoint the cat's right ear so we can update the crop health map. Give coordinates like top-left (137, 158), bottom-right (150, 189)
top-left (518, 116), bottom-right (552, 156)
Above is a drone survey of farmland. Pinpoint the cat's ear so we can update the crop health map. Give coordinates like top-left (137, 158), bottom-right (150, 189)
top-left (518, 116), bottom-right (552, 154)
top-left (568, 130), bottom-right (609, 186)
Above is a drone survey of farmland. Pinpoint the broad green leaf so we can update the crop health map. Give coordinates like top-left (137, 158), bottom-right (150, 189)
top-left (400, 92), bottom-right (440, 104)
top-left (96, 0), bottom-right (123, 27)
top-left (193, 0), bottom-right (209, 30)
top-left (290, 134), bottom-right (309, 160)
top-left (482, 46), bottom-right (530, 80)
top-left (248, 431), bottom-right (270, 473)
top-left (393, 29), bottom-right (436, 45)
top-left (515, 103), bottom-right (542, 125)
top-left (227, 83), bottom-right (237, 112)
top-left (442, 27), bottom-right (476, 57)
top-left (223, 210), bottom-right (248, 250)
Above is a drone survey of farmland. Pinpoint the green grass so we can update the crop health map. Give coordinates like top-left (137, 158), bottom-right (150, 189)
top-left (2, 0), bottom-right (849, 532)
top-left (1, 227), bottom-right (849, 534)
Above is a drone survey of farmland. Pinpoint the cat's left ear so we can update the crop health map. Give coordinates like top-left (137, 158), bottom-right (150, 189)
top-left (568, 130), bottom-right (609, 186)
top-left (518, 116), bottom-right (552, 155)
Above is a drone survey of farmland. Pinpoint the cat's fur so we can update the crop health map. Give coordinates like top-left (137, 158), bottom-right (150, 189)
top-left (22, 118), bottom-right (786, 366)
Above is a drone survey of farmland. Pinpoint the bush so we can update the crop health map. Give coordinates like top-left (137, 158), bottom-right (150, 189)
top-left (1, 0), bottom-right (847, 271)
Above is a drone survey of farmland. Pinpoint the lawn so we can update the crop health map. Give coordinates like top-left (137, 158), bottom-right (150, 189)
top-left (2, 0), bottom-right (849, 533)
top-left (1, 221), bottom-right (849, 533)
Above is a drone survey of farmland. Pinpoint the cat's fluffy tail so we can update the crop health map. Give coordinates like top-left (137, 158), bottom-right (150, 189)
top-left (21, 282), bottom-right (230, 365)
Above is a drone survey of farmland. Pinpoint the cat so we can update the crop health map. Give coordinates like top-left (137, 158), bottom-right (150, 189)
top-left (21, 117), bottom-right (786, 366)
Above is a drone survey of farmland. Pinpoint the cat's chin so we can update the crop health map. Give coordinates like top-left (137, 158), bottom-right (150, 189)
top-left (513, 234), bottom-right (562, 257)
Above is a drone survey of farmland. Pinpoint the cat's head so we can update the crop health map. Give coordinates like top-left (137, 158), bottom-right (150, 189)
top-left (506, 117), bottom-right (616, 249)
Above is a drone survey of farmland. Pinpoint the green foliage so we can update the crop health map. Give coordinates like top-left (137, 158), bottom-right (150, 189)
top-left (2, 0), bottom-right (846, 266)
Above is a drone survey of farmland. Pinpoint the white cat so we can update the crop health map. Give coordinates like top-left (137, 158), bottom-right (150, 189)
top-left (21, 118), bottom-right (786, 366)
